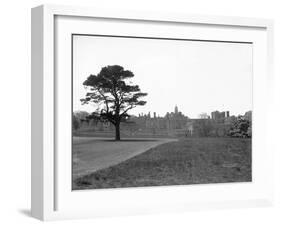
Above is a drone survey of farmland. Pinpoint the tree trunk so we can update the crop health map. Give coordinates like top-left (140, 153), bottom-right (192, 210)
top-left (115, 123), bottom-right (121, 141)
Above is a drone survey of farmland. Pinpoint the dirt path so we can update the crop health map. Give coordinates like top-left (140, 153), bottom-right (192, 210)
top-left (72, 137), bottom-right (177, 179)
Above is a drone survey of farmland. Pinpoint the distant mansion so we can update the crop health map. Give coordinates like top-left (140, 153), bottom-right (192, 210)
top-left (75, 106), bottom-right (252, 138)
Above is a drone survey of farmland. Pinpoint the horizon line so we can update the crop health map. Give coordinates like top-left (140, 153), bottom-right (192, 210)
top-left (73, 108), bottom-right (252, 118)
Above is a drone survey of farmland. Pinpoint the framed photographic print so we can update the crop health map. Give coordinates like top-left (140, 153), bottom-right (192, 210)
top-left (31, 4), bottom-right (274, 221)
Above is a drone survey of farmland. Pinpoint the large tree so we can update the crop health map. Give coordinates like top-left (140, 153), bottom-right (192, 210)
top-left (81, 65), bottom-right (147, 140)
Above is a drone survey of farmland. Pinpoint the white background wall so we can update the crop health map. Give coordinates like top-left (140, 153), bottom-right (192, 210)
top-left (0, 0), bottom-right (280, 225)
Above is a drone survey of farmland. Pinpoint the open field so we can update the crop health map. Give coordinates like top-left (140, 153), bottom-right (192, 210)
top-left (73, 137), bottom-right (251, 190)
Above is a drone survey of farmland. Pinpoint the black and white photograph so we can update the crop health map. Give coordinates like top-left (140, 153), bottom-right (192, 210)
top-left (72, 34), bottom-right (252, 190)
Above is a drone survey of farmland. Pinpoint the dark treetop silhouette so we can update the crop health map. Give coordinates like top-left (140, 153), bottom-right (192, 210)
top-left (81, 65), bottom-right (147, 140)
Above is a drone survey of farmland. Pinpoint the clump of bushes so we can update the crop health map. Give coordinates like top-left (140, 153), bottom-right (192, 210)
top-left (228, 116), bottom-right (251, 138)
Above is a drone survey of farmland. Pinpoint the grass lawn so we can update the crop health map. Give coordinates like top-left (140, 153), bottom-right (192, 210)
top-left (73, 137), bottom-right (251, 190)
top-left (72, 137), bottom-right (176, 179)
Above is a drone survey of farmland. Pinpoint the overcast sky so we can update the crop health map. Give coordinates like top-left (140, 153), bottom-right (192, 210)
top-left (73, 35), bottom-right (252, 118)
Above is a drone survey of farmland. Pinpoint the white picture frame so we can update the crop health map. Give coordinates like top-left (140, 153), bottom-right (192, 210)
top-left (31, 4), bottom-right (274, 221)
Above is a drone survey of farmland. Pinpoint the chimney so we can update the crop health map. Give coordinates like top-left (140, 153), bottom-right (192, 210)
top-left (226, 111), bottom-right (230, 117)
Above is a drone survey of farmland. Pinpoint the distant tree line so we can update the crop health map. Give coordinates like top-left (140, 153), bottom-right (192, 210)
top-left (194, 117), bottom-right (251, 138)
top-left (72, 111), bottom-right (89, 131)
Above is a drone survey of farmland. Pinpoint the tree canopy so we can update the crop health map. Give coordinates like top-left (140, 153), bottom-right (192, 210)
top-left (228, 116), bottom-right (251, 138)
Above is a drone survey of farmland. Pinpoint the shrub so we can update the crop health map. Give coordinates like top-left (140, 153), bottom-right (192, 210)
top-left (228, 116), bottom-right (251, 138)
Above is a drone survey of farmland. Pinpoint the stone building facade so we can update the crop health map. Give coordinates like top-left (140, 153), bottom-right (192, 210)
top-left (75, 108), bottom-right (251, 138)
